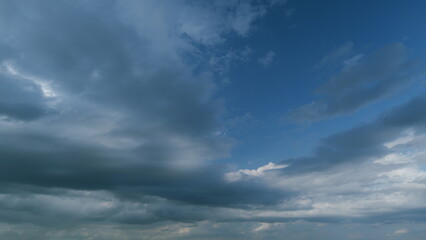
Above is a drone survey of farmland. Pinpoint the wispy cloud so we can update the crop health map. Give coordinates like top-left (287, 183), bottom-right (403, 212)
top-left (258, 50), bottom-right (276, 66)
top-left (289, 42), bottom-right (423, 122)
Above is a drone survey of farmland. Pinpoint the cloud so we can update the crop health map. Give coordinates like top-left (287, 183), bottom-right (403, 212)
top-left (394, 229), bottom-right (409, 234)
top-left (289, 42), bottom-right (422, 122)
top-left (284, 96), bottom-right (426, 173)
top-left (225, 162), bottom-right (287, 181)
top-left (208, 46), bottom-right (253, 76)
top-left (0, 0), bottom-right (291, 229)
top-left (159, 0), bottom-right (284, 46)
top-left (316, 41), bottom-right (354, 68)
top-left (0, 71), bottom-right (51, 121)
top-left (258, 50), bottom-right (276, 66)
top-left (222, 95), bottom-right (426, 223)
top-left (2, 1), bottom-right (426, 239)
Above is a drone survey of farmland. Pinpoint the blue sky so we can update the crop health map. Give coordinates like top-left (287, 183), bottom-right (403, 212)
top-left (220, 0), bottom-right (426, 168)
top-left (1, 0), bottom-right (426, 239)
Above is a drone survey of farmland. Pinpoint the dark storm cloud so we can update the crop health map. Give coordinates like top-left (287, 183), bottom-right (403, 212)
top-left (289, 42), bottom-right (422, 121)
top-left (282, 95), bottom-right (426, 173)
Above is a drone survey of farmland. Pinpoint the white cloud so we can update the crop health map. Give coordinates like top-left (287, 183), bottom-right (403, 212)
top-left (225, 162), bottom-right (287, 182)
top-left (394, 229), bottom-right (409, 234)
top-left (252, 222), bottom-right (271, 232)
top-left (177, 227), bottom-right (193, 234)
top-left (384, 129), bottom-right (416, 149)
top-left (3, 62), bottom-right (57, 98)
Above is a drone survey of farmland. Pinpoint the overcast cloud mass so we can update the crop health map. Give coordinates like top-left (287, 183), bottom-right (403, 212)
top-left (1, 0), bottom-right (426, 239)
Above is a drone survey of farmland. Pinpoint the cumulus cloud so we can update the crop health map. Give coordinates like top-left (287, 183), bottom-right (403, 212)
top-left (289, 42), bottom-right (423, 122)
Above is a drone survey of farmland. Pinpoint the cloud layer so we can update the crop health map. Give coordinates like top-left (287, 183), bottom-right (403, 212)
top-left (1, 1), bottom-right (426, 239)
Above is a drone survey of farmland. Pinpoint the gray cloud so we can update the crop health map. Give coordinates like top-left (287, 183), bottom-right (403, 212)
top-left (220, 95), bottom-right (426, 225)
top-left (316, 41), bottom-right (354, 69)
top-left (2, 1), bottom-right (426, 239)
top-left (289, 42), bottom-right (422, 122)
top-left (0, 129), bottom-right (287, 208)
top-left (0, 72), bottom-right (51, 121)
top-left (283, 95), bottom-right (426, 173)
top-left (0, 0), bottom-right (290, 230)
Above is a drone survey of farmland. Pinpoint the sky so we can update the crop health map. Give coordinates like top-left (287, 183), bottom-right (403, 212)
top-left (1, 0), bottom-right (426, 239)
